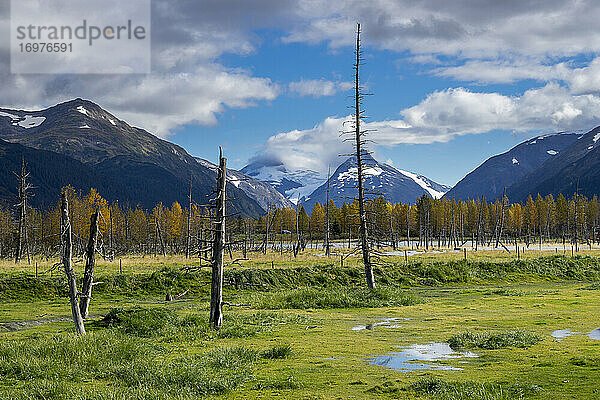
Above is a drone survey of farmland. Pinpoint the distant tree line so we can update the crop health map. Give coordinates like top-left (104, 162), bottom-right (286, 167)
top-left (0, 184), bottom-right (598, 261)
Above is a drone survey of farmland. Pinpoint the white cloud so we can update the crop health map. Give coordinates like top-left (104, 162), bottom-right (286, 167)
top-left (401, 84), bottom-right (600, 138)
top-left (285, 0), bottom-right (600, 59)
top-left (568, 58), bottom-right (600, 95)
top-left (435, 59), bottom-right (572, 84)
top-left (97, 65), bottom-right (280, 135)
top-left (254, 116), bottom-right (351, 174)
top-left (252, 116), bottom-right (420, 175)
top-left (0, 0), bottom-right (287, 137)
top-left (0, 65), bottom-right (279, 137)
top-left (288, 79), bottom-right (353, 97)
top-left (406, 54), bottom-right (443, 65)
top-left (2, 0), bottom-right (600, 143)
top-left (254, 83), bottom-right (600, 174)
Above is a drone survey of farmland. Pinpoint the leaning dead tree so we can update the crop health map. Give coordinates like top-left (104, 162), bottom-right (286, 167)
top-left (210, 148), bottom-right (226, 329)
top-left (494, 188), bottom-right (508, 250)
top-left (80, 209), bottom-right (100, 319)
top-left (350, 23), bottom-right (375, 289)
top-left (60, 192), bottom-right (86, 335)
top-left (14, 157), bottom-right (33, 264)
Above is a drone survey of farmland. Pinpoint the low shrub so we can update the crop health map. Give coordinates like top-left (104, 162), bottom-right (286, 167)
top-left (409, 376), bottom-right (541, 400)
top-left (97, 307), bottom-right (307, 340)
top-left (448, 330), bottom-right (542, 350)
top-left (250, 286), bottom-right (422, 309)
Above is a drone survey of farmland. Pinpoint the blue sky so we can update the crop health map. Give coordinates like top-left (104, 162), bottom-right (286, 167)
top-left (3, 1), bottom-right (600, 187)
top-left (171, 30), bottom-right (543, 185)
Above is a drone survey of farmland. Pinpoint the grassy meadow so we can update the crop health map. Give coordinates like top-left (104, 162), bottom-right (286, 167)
top-left (1, 244), bottom-right (599, 399)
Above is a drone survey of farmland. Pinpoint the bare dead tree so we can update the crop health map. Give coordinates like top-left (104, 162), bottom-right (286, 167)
top-left (109, 204), bottom-right (114, 260)
top-left (325, 166), bottom-right (331, 257)
top-left (294, 195), bottom-right (302, 258)
top-left (210, 148), bottom-right (226, 329)
top-left (494, 188), bottom-right (507, 249)
top-left (60, 192), bottom-right (86, 335)
top-left (186, 176), bottom-right (193, 258)
top-left (80, 209), bottom-right (99, 319)
top-left (475, 195), bottom-right (485, 251)
top-left (406, 206), bottom-right (411, 248)
top-left (15, 157), bottom-right (33, 264)
top-left (262, 202), bottom-right (271, 254)
top-left (350, 23), bottom-right (375, 288)
top-left (156, 209), bottom-right (166, 257)
top-left (574, 179), bottom-right (579, 252)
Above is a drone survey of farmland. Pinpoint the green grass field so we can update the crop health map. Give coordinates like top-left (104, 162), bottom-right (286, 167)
top-left (1, 248), bottom-right (599, 399)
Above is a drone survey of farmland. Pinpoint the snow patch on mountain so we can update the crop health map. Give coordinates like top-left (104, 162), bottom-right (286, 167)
top-left (337, 166), bottom-right (384, 181)
top-left (76, 106), bottom-right (89, 116)
top-left (287, 182), bottom-right (322, 204)
top-left (194, 157), bottom-right (292, 209)
top-left (241, 161), bottom-right (325, 204)
top-left (0, 111), bottom-right (46, 129)
top-left (398, 169), bottom-right (446, 199)
top-left (16, 115), bottom-right (45, 128)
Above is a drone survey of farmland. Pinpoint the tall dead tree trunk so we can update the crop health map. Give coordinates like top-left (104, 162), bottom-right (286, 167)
top-left (210, 149), bottom-right (226, 329)
top-left (15, 157), bottom-right (32, 264)
top-left (279, 212), bottom-right (283, 254)
top-left (495, 188), bottom-right (507, 249)
top-left (294, 197), bottom-right (301, 257)
top-left (109, 205), bottom-right (114, 260)
top-left (325, 166), bottom-right (331, 257)
top-left (61, 192), bottom-right (86, 335)
top-left (80, 210), bottom-right (99, 319)
top-left (475, 196), bottom-right (484, 251)
top-left (406, 207), bottom-right (411, 248)
top-left (156, 211), bottom-right (166, 257)
top-left (263, 202), bottom-right (270, 254)
top-left (352, 23), bottom-right (375, 289)
top-left (185, 176), bottom-right (192, 259)
top-left (574, 180), bottom-right (579, 252)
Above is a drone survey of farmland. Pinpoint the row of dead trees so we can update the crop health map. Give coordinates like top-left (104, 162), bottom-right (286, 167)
top-left (4, 153), bottom-right (599, 262)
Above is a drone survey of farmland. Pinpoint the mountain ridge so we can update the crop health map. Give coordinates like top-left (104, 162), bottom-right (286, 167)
top-left (444, 131), bottom-right (583, 201)
top-left (507, 126), bottom-right (600, 201)
top-left (0, 99), bottom-right (288, 216)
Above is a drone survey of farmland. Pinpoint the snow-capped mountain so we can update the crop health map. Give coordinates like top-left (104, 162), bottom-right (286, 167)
top-left (194, 158), bottom-right (293, 210)
top-left (241, 161), bottom-right (325, 204)
top-left (301, 154), bottom-right (450, 212)
top-left (508, 126), bottom-right (600, 201)
top-left (0, 99), bottom-right (283, 216)
top-left (445, 131), bottom-right (583, 201)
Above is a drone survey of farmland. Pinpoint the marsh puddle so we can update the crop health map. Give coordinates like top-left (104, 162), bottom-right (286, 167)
top-left (549, 328), bottom-right (600, 340)
top-left (551, 329), bottom-right (578, 341)
top-left (368, 342), bottom-right (477, 372)
top-left (382, 250), bottom-right (459, 256)
top-left (588, 328), bottom-right (600, 340)
top-left (351, 317), bottom-right (410, 331)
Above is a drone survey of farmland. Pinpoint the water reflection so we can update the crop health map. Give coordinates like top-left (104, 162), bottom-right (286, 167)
top-left (368, 342), bottom-right (477, 372)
